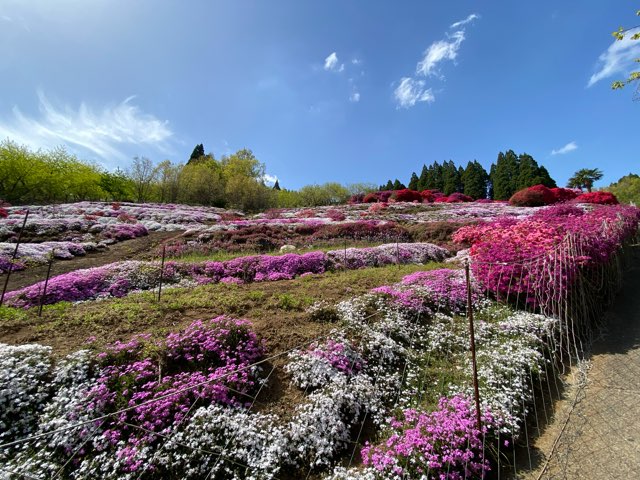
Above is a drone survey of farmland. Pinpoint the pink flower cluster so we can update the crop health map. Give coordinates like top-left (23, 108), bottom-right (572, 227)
top-left (454, 204), bottom-right (640, 308)
top-left (309, 340), bottom-right (363, 374)
top-left (361, 395), bottom-right (496, 479)
top-left (86, 317), bottom-right (264, 472)
top-left (371, 268), bottom-right (481, 314)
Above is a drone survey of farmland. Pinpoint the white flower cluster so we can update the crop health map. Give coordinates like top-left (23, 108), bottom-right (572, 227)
top-left (0, 344), bottom-right (53, 448)
top-left (1, 349), bottom-right (98, 479)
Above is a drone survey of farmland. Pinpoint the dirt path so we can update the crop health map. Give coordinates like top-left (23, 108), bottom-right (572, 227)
top-left (1, 231), bottom-right (182, 292)
top-left (524, 248), bottom-right (640, 479)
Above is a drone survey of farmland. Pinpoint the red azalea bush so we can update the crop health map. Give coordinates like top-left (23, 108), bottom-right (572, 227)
top-left (576, 191), bottom-right (619, 205)
top-left (362, 193), bottom-right (379, 203)
top-left (111, 202), bottom-right (121, 210)
top-left (349, 193), bottom-right (366, 204)
top-left (0, 207), bottom-right (8, 219)
top-left (419, 190), bottom-right (435, 203)
top-left (509, 184), bottom-right (555, 207)
top-left (392, 189), bottom-right (423, 203)
top-left (550, 187), bottom-right (579, 203)
top-left (445, 192), bottom-right (474, 203)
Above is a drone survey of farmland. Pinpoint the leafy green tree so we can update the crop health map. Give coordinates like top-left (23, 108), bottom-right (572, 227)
top-left (408, 172), bottom-right (419, 190)
top-left (100, 168), bottom-right (133, 201)
top-left (605, 173), bottom-right (640, 204)
top-left (611, 10), bottom-right (640, 90)
top-left (567, 168), bottom-right (604, 192)
top-left (156, 160), bottom-right (181, 203)
top-left (128, 156), bottom-right (159, 203)
top-left (178, 157), bottom-right (225, 206)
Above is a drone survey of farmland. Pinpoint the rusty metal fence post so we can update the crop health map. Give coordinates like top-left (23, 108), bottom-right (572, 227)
top-left (157, 244), bottom-right (166, 302)
top-left (465, 259), bottom-right (483, 431)
top-left (38, 248), bottom-right (55, 317)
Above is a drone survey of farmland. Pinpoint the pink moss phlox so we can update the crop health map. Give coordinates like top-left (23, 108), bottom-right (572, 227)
top-left (361, 395), bottom-right (496, 479)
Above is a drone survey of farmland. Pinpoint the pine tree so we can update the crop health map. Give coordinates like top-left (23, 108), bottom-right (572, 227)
top-left (516, 154), bottom-right (539, 190)
top-left (429, 161), bottom-right (444, 191)
top-left (442, 160), bottom-right (461, 195)
top-left (383, 180), bottom-right (394, 190)
top-left (462, 161), bottom-right (489, 199)
top-left (490, 150), bottom-right (520, 200)
top-left (393, 179), bottom-right (406, 190)
top-left (188, 144), bottom-right (205, 163)
top-left (536, 166), bottom-right (557, 188)
top-left (273, 179), bottom-right (281, 190)
top-left (408, 172), bottom-right (419, 190)
top-left (418, 164), bottom-right (429, 191)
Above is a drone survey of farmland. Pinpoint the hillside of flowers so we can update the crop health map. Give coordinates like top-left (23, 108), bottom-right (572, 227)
top-left (1, 269), bottom-right (560, 479)
top-left (0, 200), bottom-right (638, 479)
top-left (3, 242), bottom-right (449, 308)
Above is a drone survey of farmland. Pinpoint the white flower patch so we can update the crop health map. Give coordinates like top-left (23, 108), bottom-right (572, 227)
top-left (155, 404), bottom-right (287, 479)
top-left (0, 344), bottom-right (53, 447)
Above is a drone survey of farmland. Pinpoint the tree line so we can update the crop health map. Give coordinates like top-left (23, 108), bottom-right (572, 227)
top-left (381, 150), bottom-right (557, 200)
top-left (0, 140), bottom-right (376, 211)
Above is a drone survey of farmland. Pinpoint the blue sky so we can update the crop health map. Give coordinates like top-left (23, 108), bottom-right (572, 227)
top-left (0, 0), bottom-right (638, 190)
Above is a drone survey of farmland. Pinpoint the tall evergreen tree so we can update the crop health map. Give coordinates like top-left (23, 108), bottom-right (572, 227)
top-left (442, 160), bottom-right (461, 195)
top-left (516, 154), bottom-right (539, 190)
top-left (273, 179), bottom-right (281, 190)
top-left (393, 179), bottom-right (406, 190)
top-left (383, 179), bottom-right (394, 190)
top-left (536, 166), bottom-right (557, 188)
top-left (490, 150), bottom-right (520, 200)
top-left (408, 172), bottom-right (419, 190)
top-left (462, 161), bottom-right (489, 199)
top-left (188, 144), bottom-right (205, 163)
top-left (429, 161), bottom-right (444, 191)
top-left (418, 164), bottom-right (429, 191)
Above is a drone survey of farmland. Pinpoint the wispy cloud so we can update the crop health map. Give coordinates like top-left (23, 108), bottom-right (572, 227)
top-left (416, 30), bottom-right (466, 77)
top-left (349, 91), bottom-right (361, 103)
top-left (0, 90), bottom-right (173, 162)
top-left (394, 78), bottom-right (435, 108)
top-left (551, 141), bottom-right (578, 155)
top-left (450, 13), bottom-right (479, 29)
top-left (394, 14), bottom-right (478, 108)
top-left (588, 28), bottom-right (640, 87)
top-left (324, 52), bottom-right (344, 72)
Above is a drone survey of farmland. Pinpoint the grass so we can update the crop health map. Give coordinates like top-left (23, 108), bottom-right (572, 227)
top-left (0, 262), bottom-right (450, 357)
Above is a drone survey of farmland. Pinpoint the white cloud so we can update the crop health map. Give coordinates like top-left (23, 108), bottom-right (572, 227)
top-left (450, 13), bottom-right (479, 29)
top-left (394, 77), bottom-right (435, 108)
top-left (263, 174), bottom-right (278, 186)
top-left (551, 141), bottom-right (578, 155)
top-left (0, 90), bottom-right (173, 162)
top-left (588, 28), bottom-right (640, 87)
top-left (349, 91), bottom-right (361, 103)
top-left (351, 58), bottom-right (362, 65)
top-left (416, 30), bottom-right (466, 77)
top-left (323, 52), bottom-right (344, 72)
top-left (394, 15), bottom-right (479, 108)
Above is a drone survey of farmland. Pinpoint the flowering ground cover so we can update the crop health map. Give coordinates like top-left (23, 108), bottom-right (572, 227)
top-left (3, 242), bottom-right (449, 308)
top-left (0, 271), bottom-right (560, 479)
top-left (453, 204), bottom-right (640, 312)
top-left (0, 202), bottom-right (637, 479)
